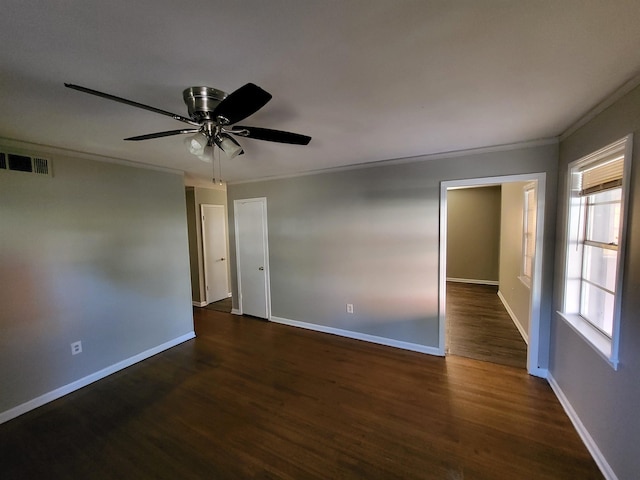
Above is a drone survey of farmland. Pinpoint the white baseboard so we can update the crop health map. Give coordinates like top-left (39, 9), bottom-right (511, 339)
top-left (270, 316), bottom-right (442, 356)
top-left (446, 277), bottom-right (499, 286)
top-left (231, 308), bottom-right (242, 315)
top-left (497, 290), bottom-right (529, 344)
top-left (547, 373), bottom-right (617, 480)
top-left (194, 294), bottom-right (231, 308)
top-left (0, 331), bottom-right (196, 425)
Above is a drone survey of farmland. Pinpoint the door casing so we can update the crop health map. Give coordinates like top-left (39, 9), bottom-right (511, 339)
top-left (234, 197), bottom-right (271, 319)
top-left (201, 204), bottom-right (230, 304)
top-left (439, 173), bottom-right (547, 377)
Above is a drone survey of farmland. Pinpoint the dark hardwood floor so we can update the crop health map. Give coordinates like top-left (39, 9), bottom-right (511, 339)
top-left (0, 308), bottom-right (602, 479)
top-left (446, 282), bottom-right (528, 369)
top-left (203, 295), bottom-right (232, 313)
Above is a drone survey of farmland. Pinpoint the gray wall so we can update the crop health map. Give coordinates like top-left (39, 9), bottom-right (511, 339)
top-left (499, 182), bottom-right (531, 337)
top-left (551, 84), bottom-right (640, 479)
top-left (0, 150), bottom-right (194, 414)
top-left (185, 186), bottom-right (230, 304)
top-left (447, 186), bottom-right (501, 283)
top-left (228, 142), bottom-right (557, 363)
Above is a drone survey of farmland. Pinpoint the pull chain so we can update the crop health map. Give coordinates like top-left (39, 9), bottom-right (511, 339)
top-left (211, 146), bottom-right (216, 183)
top-left (209, 145), bottom-right (224, 186)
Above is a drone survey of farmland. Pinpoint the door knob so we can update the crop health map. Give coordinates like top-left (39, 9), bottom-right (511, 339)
top-left (259, 266), bottom-right (264, 271)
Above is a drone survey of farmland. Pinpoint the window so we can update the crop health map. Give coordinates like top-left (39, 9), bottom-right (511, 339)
top-left (520, 183), bottom-right (537, 287)
top-left (560, 135), bottom-right (632, 369)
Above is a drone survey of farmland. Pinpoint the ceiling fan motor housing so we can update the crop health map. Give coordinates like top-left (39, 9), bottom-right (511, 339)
top-left (183, 87), bottom-right (227, 121)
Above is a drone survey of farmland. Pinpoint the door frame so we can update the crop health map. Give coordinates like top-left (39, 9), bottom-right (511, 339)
top-left (233, 197), bottom-right (271, 318)
top-left (439, 173), bottom-right (547, 377)
top-left (201, 204), bottom-right (229, 304)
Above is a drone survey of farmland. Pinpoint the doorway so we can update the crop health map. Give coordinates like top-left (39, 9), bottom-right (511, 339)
top-left (439, 174), bottom-right (547, 377)
top-left (234, 197), bottom-right (270, 319)
top-left (201, 204), bottom-right (230, 304)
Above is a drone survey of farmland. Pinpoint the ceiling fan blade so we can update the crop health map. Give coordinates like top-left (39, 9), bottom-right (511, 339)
top-left (65, 83), bottom-right (200, 126)
top-left (234, 126), bottom-right (311, 145)
top-left (124, 129), bottom-right (200, 141)
top-left (212, 83), bottom-right (272, 125)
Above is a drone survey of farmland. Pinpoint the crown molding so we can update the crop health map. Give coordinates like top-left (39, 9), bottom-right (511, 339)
top-left (227, 137), bottom-right (558, 186)
top-left (560, 71), bottom-right (640, 141)
top-left (0, 137), bottom-right (184, 176)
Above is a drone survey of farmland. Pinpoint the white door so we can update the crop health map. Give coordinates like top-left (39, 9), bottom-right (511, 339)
top-left (201, 204), bottom-right (229, 304)
top-left (234, 198), bottom-right (270, 319)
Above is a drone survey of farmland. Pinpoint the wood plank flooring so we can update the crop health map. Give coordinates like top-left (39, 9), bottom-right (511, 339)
top-left (447, 282), bottom-right (528, 369)
top-left (0, 308), bottom-right (602, 479)
top-left (203, 296), bottom-right (232, 313)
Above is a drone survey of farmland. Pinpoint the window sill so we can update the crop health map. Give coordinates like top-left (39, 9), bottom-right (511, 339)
top-left (557, 311), bottom-right (618, 370)
top-left (518, 275), bottom-right (531, 289)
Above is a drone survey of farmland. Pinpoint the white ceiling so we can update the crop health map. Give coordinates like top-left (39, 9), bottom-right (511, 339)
top-left (2, 1), bottom-right (640, 183)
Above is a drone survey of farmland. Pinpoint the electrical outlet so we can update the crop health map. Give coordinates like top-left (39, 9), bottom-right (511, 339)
top-left (346, 303), bottom-right (354, 314)
top-left (71, 341), bottom-right (82, 355)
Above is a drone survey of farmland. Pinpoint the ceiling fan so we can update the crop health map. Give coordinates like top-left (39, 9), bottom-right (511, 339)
top-left (64, 82), bottom-right (311, 159)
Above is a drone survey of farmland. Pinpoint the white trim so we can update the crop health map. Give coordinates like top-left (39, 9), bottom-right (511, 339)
top-left (228, 138), bottom-right (558, 185)
top-left (559, 134), bottom-right (632, 369)
top-left (233, 197), bottom-right (271, 320)
top-left (439, 187), bottom-right (449, 357)
top-left (440, 173), bottom-right (546, 376)
top-left (201, 204), bottom-right (228, 305)
top-left (547, 373), bottom-right (619, 480)
top-left (497, 290), bottom-right (529, 344)
top-left (192, 301), bottom-right (207, 307)
top-left (518, 275), bottom-right (531, 289)
top-left (270, 316), bottom-right (442, 356)
top-left (0, 332), bottom-right (196, 425)
top-left (446, 277), bottom-right (499, 286)
top-left (560, 72), bottom-right (640, 141)
top-left (233, 200), bottom-right (243, 316)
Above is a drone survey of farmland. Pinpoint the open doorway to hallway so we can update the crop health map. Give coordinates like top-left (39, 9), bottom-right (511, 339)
top-left (439, 174), bottom-right (547, 377)
top-left (445, 184), bottom-right (528, 369)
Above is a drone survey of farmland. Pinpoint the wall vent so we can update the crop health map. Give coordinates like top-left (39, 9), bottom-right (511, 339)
top-left (32, 157), bottom-right (51, 175)
top-left (0, 152), bottom-right (52, 177)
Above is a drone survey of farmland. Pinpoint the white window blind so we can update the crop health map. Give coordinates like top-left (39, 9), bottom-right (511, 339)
top-left (578, 154), bottom-right (624, 196)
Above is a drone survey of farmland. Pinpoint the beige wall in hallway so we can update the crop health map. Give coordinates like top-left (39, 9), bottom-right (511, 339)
top-left (447, 186), bottom-right (501, 283)
top-left (499, 181), bottom-right (531, 340)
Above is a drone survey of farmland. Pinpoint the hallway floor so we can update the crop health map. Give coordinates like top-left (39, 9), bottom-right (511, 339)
top-left (446, 282), bottom-right (528, 369)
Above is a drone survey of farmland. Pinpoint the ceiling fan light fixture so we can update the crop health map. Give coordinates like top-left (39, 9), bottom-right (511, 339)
top-left (197, 145), bottom-right (214, 163)
top-left (185, 133), bottom-right (207, 157)
top-left (214, 133), bottom-right (244, 159)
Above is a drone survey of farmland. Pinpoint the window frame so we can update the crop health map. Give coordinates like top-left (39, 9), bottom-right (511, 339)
top-left (558, 134), bottom-right (633, 370)
top-left (519, 182), bottom-right (537, 288)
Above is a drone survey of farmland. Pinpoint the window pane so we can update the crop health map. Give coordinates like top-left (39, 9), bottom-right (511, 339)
top-left (523, 254), bottom-right (533, 277)
top-left (585, 189), bottom-right (621, 245)
top-left (522, 187), bottom-right (536, 280)
top-left (580, 282), bottom-right (615, 337)
top-left (582, 245), bottom-right (618, 292)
